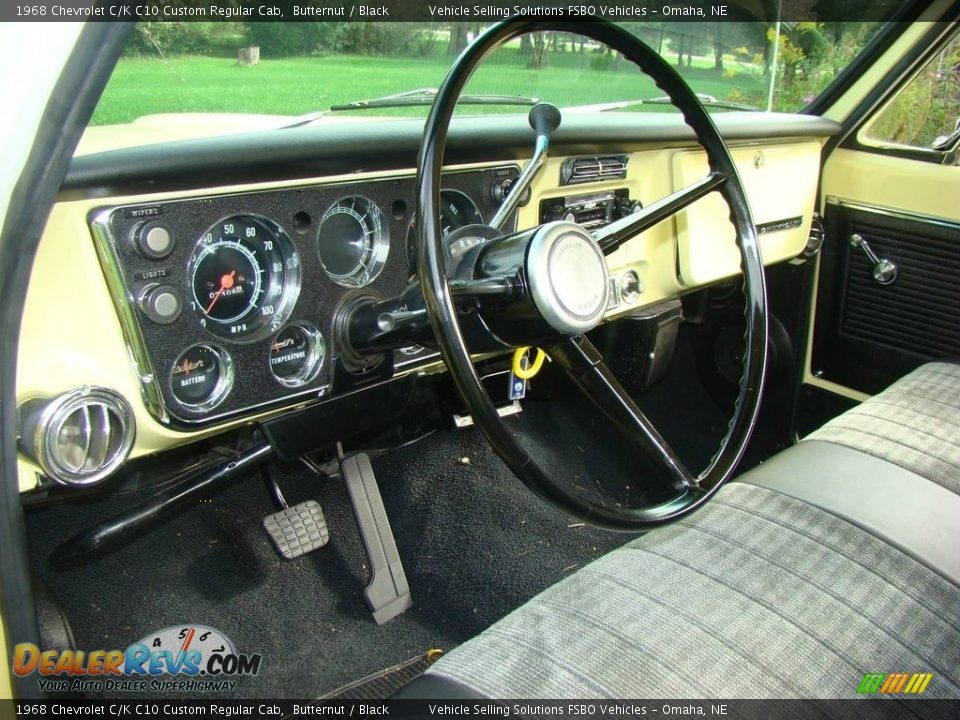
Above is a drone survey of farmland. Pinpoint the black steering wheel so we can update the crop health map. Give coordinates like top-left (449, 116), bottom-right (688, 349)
top-left (416, 19), bottom-right (767, 531)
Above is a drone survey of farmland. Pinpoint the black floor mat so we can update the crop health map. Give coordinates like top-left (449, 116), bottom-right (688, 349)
top-left (24, 329), bottom-right (739, 699)
top-left (25, 421), bottom-right (628, 699)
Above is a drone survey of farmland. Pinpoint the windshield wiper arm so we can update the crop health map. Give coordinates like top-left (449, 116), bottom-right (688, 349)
top-left (329, 87), bottom-right (539, 111)
top-left (280, 88), bottom-right (540, 130)
top-left (641, 93), bottom-right (759, 112)
top-left (566, 93), bottom-right (759, 114)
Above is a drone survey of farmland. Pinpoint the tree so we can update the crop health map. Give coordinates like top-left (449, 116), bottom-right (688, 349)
top-left (529, 32), bottom-right (549, 68)
top-left (448, 24), bottom-right (468, 55)
top-left (713, 23), bottom-right (724, 73)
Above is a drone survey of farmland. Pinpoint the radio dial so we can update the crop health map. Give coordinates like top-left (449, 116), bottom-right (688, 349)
top-left (546, 204), bottom-right (578, 223)
top-left (614, 197), bottom-right (642, 220)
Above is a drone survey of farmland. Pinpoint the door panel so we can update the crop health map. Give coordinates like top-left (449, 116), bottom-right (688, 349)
top-left (811, 199), bottom-right (960, 394)
top-left (813, 141), bottom-right (960, 396)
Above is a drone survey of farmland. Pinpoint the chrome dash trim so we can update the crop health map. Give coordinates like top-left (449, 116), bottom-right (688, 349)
top-left (89, 210), bottom-right (169, 424)
top-left (825, 197), bottom-right (960, 232)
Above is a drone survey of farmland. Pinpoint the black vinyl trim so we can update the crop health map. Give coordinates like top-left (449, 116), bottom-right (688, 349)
top-left (62, 113), bottom-right (840, 199)
top-left (0, 22), bottom-right (133, 698)
top-left (811, 200), bottom-right (960, 394)
top-left (392, 673), bottom-right (489, 700)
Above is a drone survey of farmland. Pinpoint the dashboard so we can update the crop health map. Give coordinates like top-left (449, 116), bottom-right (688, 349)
top-left (89, 166), bottom-right (519, 427)
top-left (16, 111), bottom-right (840, 492)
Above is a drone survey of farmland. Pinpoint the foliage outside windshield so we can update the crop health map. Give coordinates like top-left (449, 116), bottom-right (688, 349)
top-left (91, 20), bottom-right (892, 127)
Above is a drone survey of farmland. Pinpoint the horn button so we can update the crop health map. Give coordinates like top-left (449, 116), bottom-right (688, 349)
top-left (526, 222), bottom-right (610, 335)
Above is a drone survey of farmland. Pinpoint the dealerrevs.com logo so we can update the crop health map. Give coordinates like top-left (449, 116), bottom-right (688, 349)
top-left (13, 625), bottom-right (262, 693)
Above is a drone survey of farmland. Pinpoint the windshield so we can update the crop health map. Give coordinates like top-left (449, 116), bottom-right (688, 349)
top-left (89, 17), bottom-right (906, 133)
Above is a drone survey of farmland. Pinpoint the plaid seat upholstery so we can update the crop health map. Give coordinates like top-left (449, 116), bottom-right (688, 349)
top-left (806, 362), bottom-right (960, 496)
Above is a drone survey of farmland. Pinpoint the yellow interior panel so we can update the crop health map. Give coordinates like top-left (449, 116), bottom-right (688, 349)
top-left (673, 141), bottom-right (822, 286)
top-left (17, 138), bottom-right (825, 492)
top-left (822, 148), bottom-right (960, 222)
top-left (0, 615), bottom-right (9, 699)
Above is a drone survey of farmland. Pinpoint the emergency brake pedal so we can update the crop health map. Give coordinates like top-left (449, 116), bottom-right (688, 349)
top-left (262, 467), bottom-right (329, 560)
top-left (339, 446), bottom-right (412, 625)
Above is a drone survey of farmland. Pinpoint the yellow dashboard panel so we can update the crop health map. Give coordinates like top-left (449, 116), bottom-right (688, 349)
top-left (16, 136), bottom-right (825, 492)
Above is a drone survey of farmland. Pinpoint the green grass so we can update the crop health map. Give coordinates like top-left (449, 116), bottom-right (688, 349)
top-left (90, 49), bottom-right (766, 126)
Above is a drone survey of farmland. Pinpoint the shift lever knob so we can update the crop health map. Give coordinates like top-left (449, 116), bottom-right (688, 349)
top-left (529, 103), bottom-right (561, 138)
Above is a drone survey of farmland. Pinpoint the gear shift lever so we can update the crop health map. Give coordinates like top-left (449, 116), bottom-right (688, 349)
top-left (489, 103), bottom-right (561, 231)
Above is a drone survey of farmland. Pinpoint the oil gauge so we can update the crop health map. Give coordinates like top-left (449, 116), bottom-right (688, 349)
top-left (269, 323), bottom-right (325, 387)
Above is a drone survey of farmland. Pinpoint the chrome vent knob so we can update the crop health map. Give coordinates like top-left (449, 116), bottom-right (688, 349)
top-left (18, 387), bottom-right (135, 486)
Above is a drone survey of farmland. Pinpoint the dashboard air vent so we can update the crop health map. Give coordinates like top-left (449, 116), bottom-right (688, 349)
top-left (560, 155), bottom-right (628, 186)
top-left (18, 387), bottom-right (135, 486)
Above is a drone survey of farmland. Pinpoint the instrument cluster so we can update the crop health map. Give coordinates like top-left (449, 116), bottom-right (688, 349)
top-left (90, 166), bottom-right (519, 427)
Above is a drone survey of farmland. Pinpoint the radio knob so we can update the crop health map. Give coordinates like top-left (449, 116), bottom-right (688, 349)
top-left (613, 198), bottom-right (642, 220)
top-left (545, 204), bottom-right (577, 223)
top-left (135, 221), bottom-right (175, 259)
top-left (139, 284), bottom-right (182, 325)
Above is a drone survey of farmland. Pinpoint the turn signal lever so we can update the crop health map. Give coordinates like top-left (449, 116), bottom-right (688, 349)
top-left (489, 103), bottom-right (561, 230)
top-left (340, 104), bottom-right (562, 367)
top-left (343, 283), bottom-right (434, 357)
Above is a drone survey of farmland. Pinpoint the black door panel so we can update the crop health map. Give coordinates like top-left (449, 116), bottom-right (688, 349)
top-left (811, 201), bottom-right (960, 394)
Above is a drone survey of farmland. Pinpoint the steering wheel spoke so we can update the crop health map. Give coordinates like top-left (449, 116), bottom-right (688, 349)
top-left (594, 171), bottom-right (727, 256)
top-left (548, 335), bottom-right (698, 492)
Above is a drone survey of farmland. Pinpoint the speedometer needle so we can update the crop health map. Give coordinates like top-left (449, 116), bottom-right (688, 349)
top-left (205, 270), bottom-right (236, 315)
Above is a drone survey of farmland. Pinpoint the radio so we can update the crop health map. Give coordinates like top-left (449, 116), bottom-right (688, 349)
top-left (538, 189), bottom-right (641, 230)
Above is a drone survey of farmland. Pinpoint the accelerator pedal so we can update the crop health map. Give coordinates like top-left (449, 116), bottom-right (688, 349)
top-left (339, 448), bottom-right (412, 624)
top-left (263, 500), bottom-right (329, 560)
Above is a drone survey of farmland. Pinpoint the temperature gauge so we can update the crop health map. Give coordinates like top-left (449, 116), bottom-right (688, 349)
top-left (269, 323), bottom-right (325, 388)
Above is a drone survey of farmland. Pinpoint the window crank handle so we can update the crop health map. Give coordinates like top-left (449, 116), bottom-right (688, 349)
top-left (850, 233), bottom-right (898, 285)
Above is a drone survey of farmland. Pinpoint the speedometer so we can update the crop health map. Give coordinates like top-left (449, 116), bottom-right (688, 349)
top-left (189, 215), bottom-right (301, 342)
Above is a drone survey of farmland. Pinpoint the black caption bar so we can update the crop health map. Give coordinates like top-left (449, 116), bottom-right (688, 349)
top-left (5, 700), bottom-right (960, 720)
top-left (1, 0), bottom-right (908, 23)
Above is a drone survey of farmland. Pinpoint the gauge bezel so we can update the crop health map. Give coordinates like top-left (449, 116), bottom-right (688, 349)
top-left (89, 164), bottom-right (518, 429)
top-left (269, 322), bottom-right (326, 388)
top-left (406, 188), bottom-right (486, 273)
top-left (188, 214), bottom-right (301, 343)
top-left (169, 344), bottom-right (235, 412)
top-left (317, 196), bottom-right (390, 288)
top-left (438, 189), bottom-right (484, 233)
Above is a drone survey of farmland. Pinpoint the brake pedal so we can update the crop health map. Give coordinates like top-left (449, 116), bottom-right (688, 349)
top-left (261, 465), bottom-right (329, 560)
top-left (339, 446), bottom-right (412, 625)
top-left (263, 500), bottom-right (329, 560)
